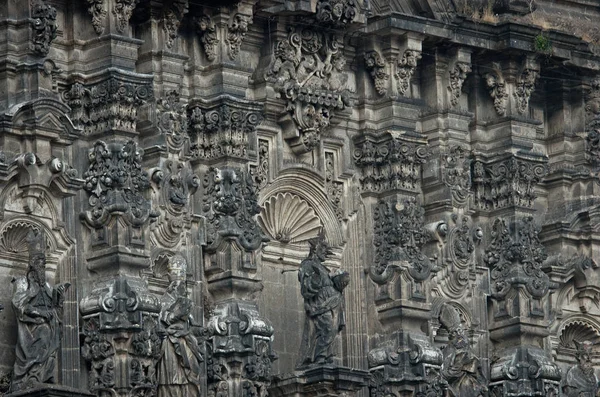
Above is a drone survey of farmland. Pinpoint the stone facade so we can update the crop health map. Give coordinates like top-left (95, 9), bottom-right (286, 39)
top-left (1, 0), bottom-right (600, 396)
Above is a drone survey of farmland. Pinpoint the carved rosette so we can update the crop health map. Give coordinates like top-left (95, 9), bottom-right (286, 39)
top-left (62, 78), bottom-right (153, 136)
top-left (266, 27), bottom-right (350, 153)
top-left (396, 50), bottom-right (421, 97)
top-left (370, 198), bottom-right (433, 286)
top-left (82, 140), bottom-right (154, 229)
top-left (365, 50), bottom-right (389, 96)
top-left (113, 0), bottom-right (138, 33)
top-left (156, 90), bottom-right (189, 152)
top-left (585, 78), bottom-right (600, 165)
top-left (196, 14), bottom-right (219, 61)
top-left (188, 99), bottom-right (263, 160)
top-left (443, 145), bottom-right (471, 206)
top-left (472, 153), bottom-right (548, 210)
top-left (484, 66), bottom-right (508, 116)
top-left (163, 0), bottom-right (188, 48)
top-left (86, 0), bottom-right (107, 35)
top-left (30, 0), bottom-right (57, 56)
top-left (448, 62), bottom-right (471, 107)
top-left (353, 132), bottom-right (430, 194)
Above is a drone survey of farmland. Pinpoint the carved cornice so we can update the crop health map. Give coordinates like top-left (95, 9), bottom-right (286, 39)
top-left (30, 0), bottom-right (57, 56)
top-left (353, 131), bottom-right (430, 194)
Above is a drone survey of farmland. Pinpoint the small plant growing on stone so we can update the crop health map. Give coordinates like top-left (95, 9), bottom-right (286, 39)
top-left (534, 34), bottom-right (551, 54)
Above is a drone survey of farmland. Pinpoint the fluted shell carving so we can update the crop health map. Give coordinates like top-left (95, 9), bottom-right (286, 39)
top-left (258, 193), bottom-right (322, 244)
top-left (559, 321), bottom-right (600, 349)
top-left (0, 222), bottom-right (45, 253)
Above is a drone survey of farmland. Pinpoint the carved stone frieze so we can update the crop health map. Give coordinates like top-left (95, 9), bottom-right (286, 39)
top-left (396, 50), bottom-right (421, 97)
top-left (353, 131), bottom-right (430, 194)
top-left (325, 152), bottom-right (344, 221)
top-left (266, 27), bottom-right (350, 153)
top-left (113, 0), bottom-right (138, 33)
top-left (365, 50), bottom-right (389, 96)
top-left (514, 63), bottom-right (539, 115)
top-left (227, 13), bottom-right (250, 60)
top-left (82, 140), bottom-right (155, 228)
top-left (484, 65), bottom-right (508, 116)
top-left (86, 0), bottom-right (107, 35)
top-left (443, 145), bottom-right (471, 207)
top-left (585, 78), bottom-right (600, 165)
top-left (156, 90), bottom-right (189, 152)
top-left (188, 98), bottom-right (263, 160)
top-left (196, 14), bottom-right (218, 62)
top-left (370, 198), bottom-right (433, 285)
top-left (472, 153), bottom-right (548, 210)
top-left (163, 0), bottom-right (188, 48)
top-left (448, 62), bottom-right (471, 107)
top-left (30, 0), bottom-right (57, 56)
top-left (315, 0), bottom-right (358, 26)
top-left (62, 77), bottom-right (154, 136)
top-left (250, 139), bottom-right (269, 189)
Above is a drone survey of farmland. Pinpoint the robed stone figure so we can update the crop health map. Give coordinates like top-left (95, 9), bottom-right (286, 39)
top-left (157, 255), bottom-right (203, 397)
top-left (562, 340), bottom-right (599, 397)
top-left (298, 232), bottom-right (350, 368)
top-left (10, 230), bottom-right (69, 392)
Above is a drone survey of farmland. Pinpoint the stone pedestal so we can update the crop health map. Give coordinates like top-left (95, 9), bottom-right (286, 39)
top-left (269, 366), bottom-right (369, 397)
top-left (6, 385), bottom-right (94, 397)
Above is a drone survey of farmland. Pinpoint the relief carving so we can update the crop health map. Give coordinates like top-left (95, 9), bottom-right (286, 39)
top-left (257, 193), bottom-right (322, 244)
top-left (86, 0), bottom-right (107, 35)
top-left (325, 152), bottom-right (344, 221)
top-left (196, 15), bottom-right (218, 62)
top-left (514, 62), bottom-right (539, 115)
top-left (163, 0), bottom-right (189, 48)
top-left (227, 14), bottom-right (250, 60)
top-left (250, 139), bottom-right (269, 189)
top-left (365, 50), bottom-right (389, 96)
top-left (396, 50), bottom-right (421, 97)
top-left (315, 0), bottom-right (358, 26)
top-left (157, 90), bottom-right (189, 152)
top-left (484, 66), bottom-right (508, 116)
top-left (585, 78), bottom-right (600, 165)
top-left (443, 146), bottom-right (471, 207)
top-left (448, 62), bottom-right (471, 107)
top-left (30, 0), bottom-right (57, 56)
top-left (113, 0), bottom-right (138, 33)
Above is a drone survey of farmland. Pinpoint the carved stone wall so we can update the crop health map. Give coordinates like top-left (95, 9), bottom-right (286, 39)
top-left (1, 0), bottom-right (600, 396)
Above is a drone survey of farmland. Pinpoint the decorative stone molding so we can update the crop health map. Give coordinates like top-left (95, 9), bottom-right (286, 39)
top-left (353, 131), bottom-right (429, 194)
top-left (156, 90), bottom-right (189, 152)
top-left (472, 153), bottom-right (548, 210)
top-left (86, 0), bottom-right (107, 35)
top-left (30, 0), bottom-right (57, 56)
top-left (585, 78), bottom-right (600, 165)
top-left (266, 27), bottom-right (350, 153)
top-left (163, 0), bottom-right (189, 48)
top-left (227, 13), bottom-right (250, 60)
top-left (257, 192), bottom-right (322, 244)
top-left (443, 145), bottom-right (472, 207)
top-left (315, 0), bottom-right (359, 26)
top-left (269, 366), bottom-right (369, 397)
top-left (447, 62), bottom-right (471, 107)
top-left (559, 322), bottom-right (600, 350)
top-left (514, 59), bottom-right (539, 114)
top-left (62, 77), bottom-right (154, 136)
top-left (396, 50), bottom-right (421, 97)
top-left (484, 65), bottom-right (508, 116)
top-left (325, 152), bottom-right (344, 221)
top-left (251, 139), bottom-right (269, 189)
top-left (195, 14), bottom-right (218, 61)
top-left (113, 0), bottom-right (138, 33)
top-left (365, 50), bottom-right (389, 96)
top-left (370, 198), bottom-right (433, 285)
top-left (188, 97), bottom-right (263, 160)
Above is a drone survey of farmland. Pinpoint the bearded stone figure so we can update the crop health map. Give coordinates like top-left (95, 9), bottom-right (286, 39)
top-left (562, 340), bottom-right (598, 397)
top-left (157, 255), bottom-right (203, 397)
top-left (297, 232), bottom-right (350, 368)
top-left (10, 230), bottom-right (70, 392)
top-left (439, 304), bottom-right (488, 397)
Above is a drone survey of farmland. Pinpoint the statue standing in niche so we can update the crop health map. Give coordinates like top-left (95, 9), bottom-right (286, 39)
top-left (157, 254), bottom-right (203, 397)
top-left (562, 340), bottom-right (598, 397)
top-left (10, 230), bottom-right (70, 392)
top-left (297, 232), bottom-right (350, 368)
top-left (438, 304), bottom-right (488, 397)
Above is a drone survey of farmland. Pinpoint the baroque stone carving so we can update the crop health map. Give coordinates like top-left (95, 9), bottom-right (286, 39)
top-left (325, 152), bottom-right (344, 221)
top-left (448, 62), bottom-right (471, 107)
top-left (62, 78), bottom-right (153, 136)
top-left (250, 139), bottom-right (269, 189)
top-left (157, 255), bottom-right (203, 396)
top-left (484, 66), bottom-right (508, 116)
top-left (561, 340), bottom-right (598, 397)
top-left (163, 0), bottom-right (188, 48)
top-left (157, 90), bottom-right (189, 152)
top-left (585, 78), bottom-right (600, 165)
top-left (86, 0), bottom-right (107, 35)
top-left (485, 217), bottom-right (550, 299)
top-left (514, 62), bottom-right (539, 115)
top-left (365, 50), bottom-right (389, 96)
top-left (315, 0), bottom-right (358, 26)
top-left (189, 99), bottom-right (263, 160)
top-left (370, 198), bottom-right (433, 285)
top-left (472, 154), bottom-right (548, 210)
top-left (227, 14), bottom-right (250, 60)
top-left (396, 50), bottom-right (421, 97)
top-left (82, 140), bottom-right (155, 228)
top-left (438, 304), bottom-right (488, 397)
top-left (443, 146), bottom-right (471, 206)
top-left (30, 0), bottom-right (57, 56)
top-left (257, 193), bottom-right (322, 244)
top-left (297, 232), bottom-right (349, 367)
top-left (113, 0), bottom-right (138, 33)
top-left (353, 132), bottom-right (430, 193)
top-left (196, 15), bottom-right (218, 61)
top-left (10, 230), bottom-right (70, 392)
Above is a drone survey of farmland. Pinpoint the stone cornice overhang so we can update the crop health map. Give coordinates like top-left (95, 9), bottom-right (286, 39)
top-left (364, 13), bottom-right (600, 72)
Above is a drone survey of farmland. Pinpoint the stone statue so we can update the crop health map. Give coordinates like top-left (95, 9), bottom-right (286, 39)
top-left (298, 232), bottom-right (350, 368)
top-left (10, 230), bottom-right (70, 392)
top-left (157, 254), bottom-right (203, 397)
top-left (562, 340), bottom-right (598, 397)
top-left (438, 304), bottom-right (488, 397)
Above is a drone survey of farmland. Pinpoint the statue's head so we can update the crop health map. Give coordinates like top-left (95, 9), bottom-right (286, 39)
top-left (308, 230), bottom-right (332, 261)
top-left (575, 340), bottom-right (594, 371)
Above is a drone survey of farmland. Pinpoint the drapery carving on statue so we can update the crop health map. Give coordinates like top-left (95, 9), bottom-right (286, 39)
top-left (370, 198), bottom-right (433, 285)
top-left (562, 340), bottom-right (598, 397)
top-left (82, 140), bottom-right (156, 228)
top-left (266, 27), bottom-right (350, 153)
top-left (438, 304), bottom-right (488, 397)
top-left (297, 232), bottom-right (349, 368)
top-left (157, 255), bottom-right (203, 397)
top-left (10, 230), bottom-right (70, 392)
top-left (30, 0), bottom-right (57, 56)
